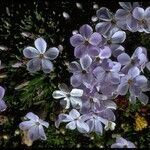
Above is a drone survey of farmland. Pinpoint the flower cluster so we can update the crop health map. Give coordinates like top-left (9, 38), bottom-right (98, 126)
top-left (53, 2), bottom-right (150, 141)
top-left (97, 2), bottom-right (150, 33)
top-left (1, 2), bottom-right (150, 148)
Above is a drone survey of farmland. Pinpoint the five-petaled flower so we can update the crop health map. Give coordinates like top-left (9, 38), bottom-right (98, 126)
top-left (111, 137), bottom-right (136, 148)
top-left (19, 112), bottom-right (49, 141)
top-left (23, 37), bottom-right (59, 73)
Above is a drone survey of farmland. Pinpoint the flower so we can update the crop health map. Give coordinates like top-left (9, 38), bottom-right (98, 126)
top-left (70, 24), bottom-right (102, 58)
top-left (115, 2), bottom-right (139, 32)
top-left (132, 7), bottom-right (150, 33)
top-left (93, 59), bottom-right (122, 85)
top-left (55, 109), bottom-right (89, 133)
top-left (0, 86), bottom-right (7, 112)
top-left (118, 67), bottom-right (148, 101)
top-left (23, 37), bottom-right (59, 73)
top-left (52, 83), bottom-right (83, 109)
top-left (85, 112), bottom-right (116, 135)
top-left (69, 55), bottom-right (94, 88)
top-left (135, 113), bottom-right (148, 131)
top-left (111, 137), bottom-right (136, 148)
top-left (19, 112), bottom-right (49, 141)
top-left (117, 47), bottom-right (148, 73)
top-left (96, 7), bottom-right (119, 35)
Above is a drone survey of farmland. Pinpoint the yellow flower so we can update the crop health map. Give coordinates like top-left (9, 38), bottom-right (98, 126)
top-left (135, 113), bottom-right (148, 131)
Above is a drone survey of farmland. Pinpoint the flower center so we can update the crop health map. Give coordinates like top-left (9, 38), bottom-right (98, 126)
top-left (82, 70), bottom-right (87, 74)
top-left (111, 19), bottom-right (116, 24)
top-left (39, 54), bottom-right (44, 59)
top-left (84, 39), bottom-right (89, 45)
top-left (35, 122), bottom-right (40, 126)
top-left (107, 40), bottom-right (111, 45)
top-left (66, 93), bottom-right (70, 98)
top-left (128, 79), bottom-right (133, 85)
top-left (96, 56), bottom-right (100, 62)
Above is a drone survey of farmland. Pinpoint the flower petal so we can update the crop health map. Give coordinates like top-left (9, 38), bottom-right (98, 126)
top-left (70, 97), bottom-right (82, 109)
top-left (89, 32), bottom-right (102, 46)
top-left (135, 75), bottom-right (147, 87)
top-left (68, 61), bottom-right (81, 72)
top-left (52, 90), bottom-right (66, 99)
top-left (0, 86), bottom-right (5, 100)
top-left (115, 9), bottom-right (129, 20)
top-left (69, 109), bottom-right (80, 119)
top-left (44, 47), bottom-right (59, 60)
top-left (79, 24), bottom-right (93, 38)
top-left (66, 121), bottom-right (76, 130)
top-left (39, 125), bottom-right (47, 140)
top-left (111, 44), bottom-right (125, 57)
top-left (119, 2), bottom-right (132, 10)
top-left (138, 93), bottom-right (149, 105)
top-left (70, 89), bottom-right (83, 97)
top-left (27, 58), bottom-right (41, 73)
top-left (132, 7), bottom-right (144, 20)
top-left (117, 53), bottom-right (131, 65)
top-left (25, 112), bottom-right (39, 121)
top-left (111, 143), bottom-right (123, 148)
top-left (95, 22), bottom-right (111, 35)
top-left (99, 46), bottom-right (112, 59)
top-left (74, 45), bottom-right (86, 58)
top-left (28, 126), bottom-right (39, 141)
top-left (41, 59), bottom-right (53, 73)
top-left (23, 46), bottom-right (39, 58)
top-left (34, 38), bottom-right (47, 54)
top-left (19, 121), bottom-right (34, 130)
top-left (128, 67), bottom-right (140, 78)
top-left (58, 83), bottom-right (70, 93)
top-left (144, 7), bottom-right (150, 21)
top-left (76, 120), bottom-right (89, 133)
top-left (70, 34), bottom-right (84, 47)
top-left (39, 120), bottom-right (49, 128)
top-left (146, 62), bottom-right (150, 71)
top-left (118, 83), bottom-right (129, 95)
top-left (80, 54), bottom-right (92, 70)
top-left (95, 119), bottom-right (103, 134)
top-left (111, 31), bottom-right (126, 43)
top-left (93, 66), bottom-right (105, 81)
top-left (0, 99), bottom-right (7, 112)
top-left (70, 74), bottom-right (82, 87)
top-left (97, 7), bottom-right (112, 21)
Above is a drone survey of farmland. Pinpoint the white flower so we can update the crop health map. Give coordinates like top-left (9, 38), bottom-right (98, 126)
top-left (52, 83), bottom-right (83, 109)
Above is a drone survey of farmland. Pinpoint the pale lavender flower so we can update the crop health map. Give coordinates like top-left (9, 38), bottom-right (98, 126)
top-left (95, 46), bottom-right (112, 62)
top-left (81, 92), bottom-right (116, 114)
top-left (70, 24), bottom-right (102, 58)
top-left (52, 83), bottom-right (83, 109)
top-left (117, 67), bottom-right (148, 99)
top-left (23, 37), bottom-right (59, 73)
top-left (86, 112), bottom-right (116, 135)
top-left (103, 28), bottom-right (126, 57)
top-left (0, 86), bottom-right (7, 112)
top-left (55, 109), bottom-right (89, 133)
top-left (115, 2), bottom-right (139, 32)
top-left (111, 137), bottom-right (136, 148)
top-left (96, 7), bottom-right (119, 35)
top-left (132, 7), bottom-right (150, 33)
top-left (69, 55), bottom-right (94, 87)
top-left (19, 112), bottom-right (49, 141)
top-left (117, 47), bottom-right (148, 73)
top-left (93, 59), bottom-right (122, 85)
